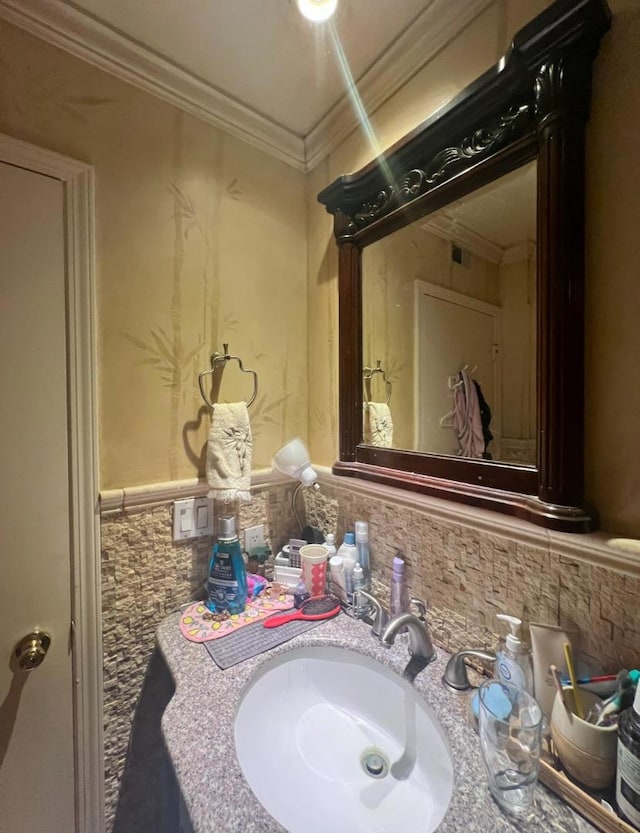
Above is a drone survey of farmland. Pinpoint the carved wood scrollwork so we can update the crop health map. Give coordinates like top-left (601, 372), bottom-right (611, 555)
top-left (345, 103), bottom-right (534, 233)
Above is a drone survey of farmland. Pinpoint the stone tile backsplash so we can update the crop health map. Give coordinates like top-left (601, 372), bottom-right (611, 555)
top-left (101, 476), bottom-right (639, 831)
top-left (100, 482), bottom-right (298, 831)
top-left (305, 481), bottom-right (640, 668)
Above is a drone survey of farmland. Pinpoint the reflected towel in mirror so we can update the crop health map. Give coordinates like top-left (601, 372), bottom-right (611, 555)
top-left (364, 401), bottom-right (393, 447)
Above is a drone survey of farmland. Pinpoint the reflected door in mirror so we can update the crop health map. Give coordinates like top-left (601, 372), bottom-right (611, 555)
top-left (362, 161), bottom-right (537, 467)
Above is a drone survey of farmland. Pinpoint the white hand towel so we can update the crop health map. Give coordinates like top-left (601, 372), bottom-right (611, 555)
top-left (206, 402), bottom-right (252, 502)
top-left (364, 401), bottom-right (394, 447)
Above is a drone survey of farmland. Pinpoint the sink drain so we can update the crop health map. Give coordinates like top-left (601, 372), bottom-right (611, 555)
top-left (360, 747), bottom-right (390, 779)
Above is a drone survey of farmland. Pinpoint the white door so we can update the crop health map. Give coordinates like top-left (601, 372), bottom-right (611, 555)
top-left (0, 161), bottom-right (76, 832)
top-left (417, 283), bottom-right (501, 456)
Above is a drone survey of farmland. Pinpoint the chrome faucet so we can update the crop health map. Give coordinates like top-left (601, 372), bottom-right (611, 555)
top-left (380, 611), bottom-right (437, 683)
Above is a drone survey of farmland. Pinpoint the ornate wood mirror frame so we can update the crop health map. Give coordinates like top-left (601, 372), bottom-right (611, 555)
top-left (318, 0), bottom-right (610, 533)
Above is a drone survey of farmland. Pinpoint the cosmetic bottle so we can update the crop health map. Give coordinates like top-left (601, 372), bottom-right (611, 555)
top-left (324, 533), bottom-right (337, 559)
top-left (329, 555), bottom-right (347, 604)
top-left (495, 614), bottom-right (534, 695)
top-left (337, 532), bottom-right (357, 594)
top-left (355, 521), bottom-right (370, 583)
top-left (390, 554), bottom-right (409, 618)
top-left (205, 516), bottom-right (248, 614)
top-left (292, 578), bottom-right (310, 609)
top-left (351, 562), bottom-right (368, 618)
top-left (617, 682), bottom-right (640, 829)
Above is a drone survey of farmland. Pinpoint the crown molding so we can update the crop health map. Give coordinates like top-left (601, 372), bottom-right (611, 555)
top-left (502, 239), bottom-right (536, 264)
top-left (304, 0), bottom-right (494, 171)
top-left (0, 0), bottom-right (306, 171)
top-left (0, 0), bottom-right (493, 173)
top-left (421, 214), bottom-right (504, 263)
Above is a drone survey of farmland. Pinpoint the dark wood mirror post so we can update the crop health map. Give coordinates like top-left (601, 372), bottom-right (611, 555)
top-left (535, 48), bottom-right (601, 512)
top-left (320, 0), bottom-right (611, 532)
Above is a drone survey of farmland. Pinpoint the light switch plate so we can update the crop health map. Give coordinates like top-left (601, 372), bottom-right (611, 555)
top-left (193, 496), bottom-right (214, 537)
top-left (173, 497), bottom-right (214, 541)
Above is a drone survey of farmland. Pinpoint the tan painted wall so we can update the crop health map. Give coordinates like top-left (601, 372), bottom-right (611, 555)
top-left (0, 1), bottom-right (638, 529)
top-left (308, 0), bottom-right (640, 537)
top-left (0, 20), bottom-right (308, 490)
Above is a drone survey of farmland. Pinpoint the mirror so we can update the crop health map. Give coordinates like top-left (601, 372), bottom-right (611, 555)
top-left (318, 0), bottom-right (611, 532)
top-left (362, 161), bottom-right (537, 466)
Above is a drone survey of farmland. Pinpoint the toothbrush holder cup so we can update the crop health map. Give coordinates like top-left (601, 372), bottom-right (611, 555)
top-left (550, 687), bottom-right (618, 790)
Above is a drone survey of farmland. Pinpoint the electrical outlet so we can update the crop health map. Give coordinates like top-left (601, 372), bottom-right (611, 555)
top-left (244, 524), bottom-right (264, 553)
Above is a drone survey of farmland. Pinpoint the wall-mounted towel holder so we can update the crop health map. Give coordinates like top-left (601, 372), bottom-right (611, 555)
top-left (363, 360), bottom-right (392, 405)
top-left (198, 343), bottom-right (258, 408)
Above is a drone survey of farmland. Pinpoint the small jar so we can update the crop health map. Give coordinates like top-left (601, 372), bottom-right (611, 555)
top-left (293, 579), bottom-right (310, 609)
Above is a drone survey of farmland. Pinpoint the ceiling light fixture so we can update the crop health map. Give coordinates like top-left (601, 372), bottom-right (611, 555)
top-left (296, 0), bottom-right (338, 23)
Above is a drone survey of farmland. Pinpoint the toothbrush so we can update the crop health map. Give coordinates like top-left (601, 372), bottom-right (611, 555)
top-left (594, 694), bottom-right (621, 726)
top-left (563, 642), bottom-right (585, 719)
top-left (559, 674), bottom-right (617, 685)
top-left (550, 664), bottom-right (569, 711)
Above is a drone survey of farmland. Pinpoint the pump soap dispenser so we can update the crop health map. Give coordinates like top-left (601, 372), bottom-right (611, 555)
top-left (496, 613), bottom-right (534, 694)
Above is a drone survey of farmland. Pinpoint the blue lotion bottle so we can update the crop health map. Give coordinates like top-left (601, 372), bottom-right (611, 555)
top-left (205, 516), bottom-right (248, 614)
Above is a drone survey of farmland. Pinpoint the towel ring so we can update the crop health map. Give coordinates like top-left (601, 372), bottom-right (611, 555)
top-left (198, 343), bottom-right (259, 409)
top-left (363, 360), bottom-right (392, 405)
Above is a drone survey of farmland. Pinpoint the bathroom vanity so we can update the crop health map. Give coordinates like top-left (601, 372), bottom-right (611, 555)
top-left (158, 613), bottom-right (598, 833)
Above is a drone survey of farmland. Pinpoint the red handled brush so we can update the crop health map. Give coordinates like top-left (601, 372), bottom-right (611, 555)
top-left (262, 594), bottom-right (341, 628)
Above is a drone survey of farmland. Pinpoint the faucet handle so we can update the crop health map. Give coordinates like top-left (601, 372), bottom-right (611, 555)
top-left (357, 589), bottom-right (389, 638)
top-left (442, 649), bottom-right (496, 692)
top-left (410, 597), bottom-right (427, 622)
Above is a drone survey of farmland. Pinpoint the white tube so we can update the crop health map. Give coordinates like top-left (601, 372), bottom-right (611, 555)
top-left (329, 555), bottom-right (347, 604)
top-left (529, 622), bottom-right (579, 720)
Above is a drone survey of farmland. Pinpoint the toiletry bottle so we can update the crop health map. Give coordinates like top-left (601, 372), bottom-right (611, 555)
top-left (205, 516), bottom-right (248, 614)
top-left (337, 532), bottom-right (357, 594)
top-left (617, 681), bottom-right (640, 830)
top-left (351, 562), bottom-right (368, 618)
top-left (329, 555), bottom-right (347, 604)
top-left (495, 614), bottom-right (534, 694)
top-left (324, 533), bottom-right (337, 559)
top-left (355, 521), bottom-right (370, 584)
top-left (390, 554), bottom-right (410, 618)
top-left (293, 578), bottom-right (310, 609)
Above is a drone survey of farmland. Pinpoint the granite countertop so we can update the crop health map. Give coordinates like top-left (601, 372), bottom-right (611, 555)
top-left (157, 611), bottom-right (598, 833)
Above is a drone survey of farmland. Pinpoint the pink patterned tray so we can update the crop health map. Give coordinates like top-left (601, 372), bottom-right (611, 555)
top-left (179, 592), bottom-right (293, 643)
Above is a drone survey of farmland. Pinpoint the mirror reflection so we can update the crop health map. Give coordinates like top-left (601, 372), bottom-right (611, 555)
top-left (362, 161), bottom-right (537, 466)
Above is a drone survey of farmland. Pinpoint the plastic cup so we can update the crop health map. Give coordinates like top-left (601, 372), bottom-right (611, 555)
top-left (478, 680), bottom-right (543, 816)
top-left (299, 544), bottom-right (328, 597)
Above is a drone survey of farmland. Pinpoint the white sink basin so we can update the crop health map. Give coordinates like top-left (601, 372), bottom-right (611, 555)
top-left (234, 646), bottom-right (453, 833)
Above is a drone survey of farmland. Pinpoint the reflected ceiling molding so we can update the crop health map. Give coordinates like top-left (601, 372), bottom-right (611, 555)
top-left (0, 0), bottom-right (493, 173)
top-left (502, 240), bottom-right (536, 264)
top-left (421, 214), bottom-right (504, 264)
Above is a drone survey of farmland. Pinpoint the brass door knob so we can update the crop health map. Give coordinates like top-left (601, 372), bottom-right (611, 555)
top-left (13, 631), bottom-right (51, 670)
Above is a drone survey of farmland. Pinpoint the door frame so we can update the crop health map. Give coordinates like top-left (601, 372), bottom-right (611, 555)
top-left (0, 134), bottom-right (103, 832)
